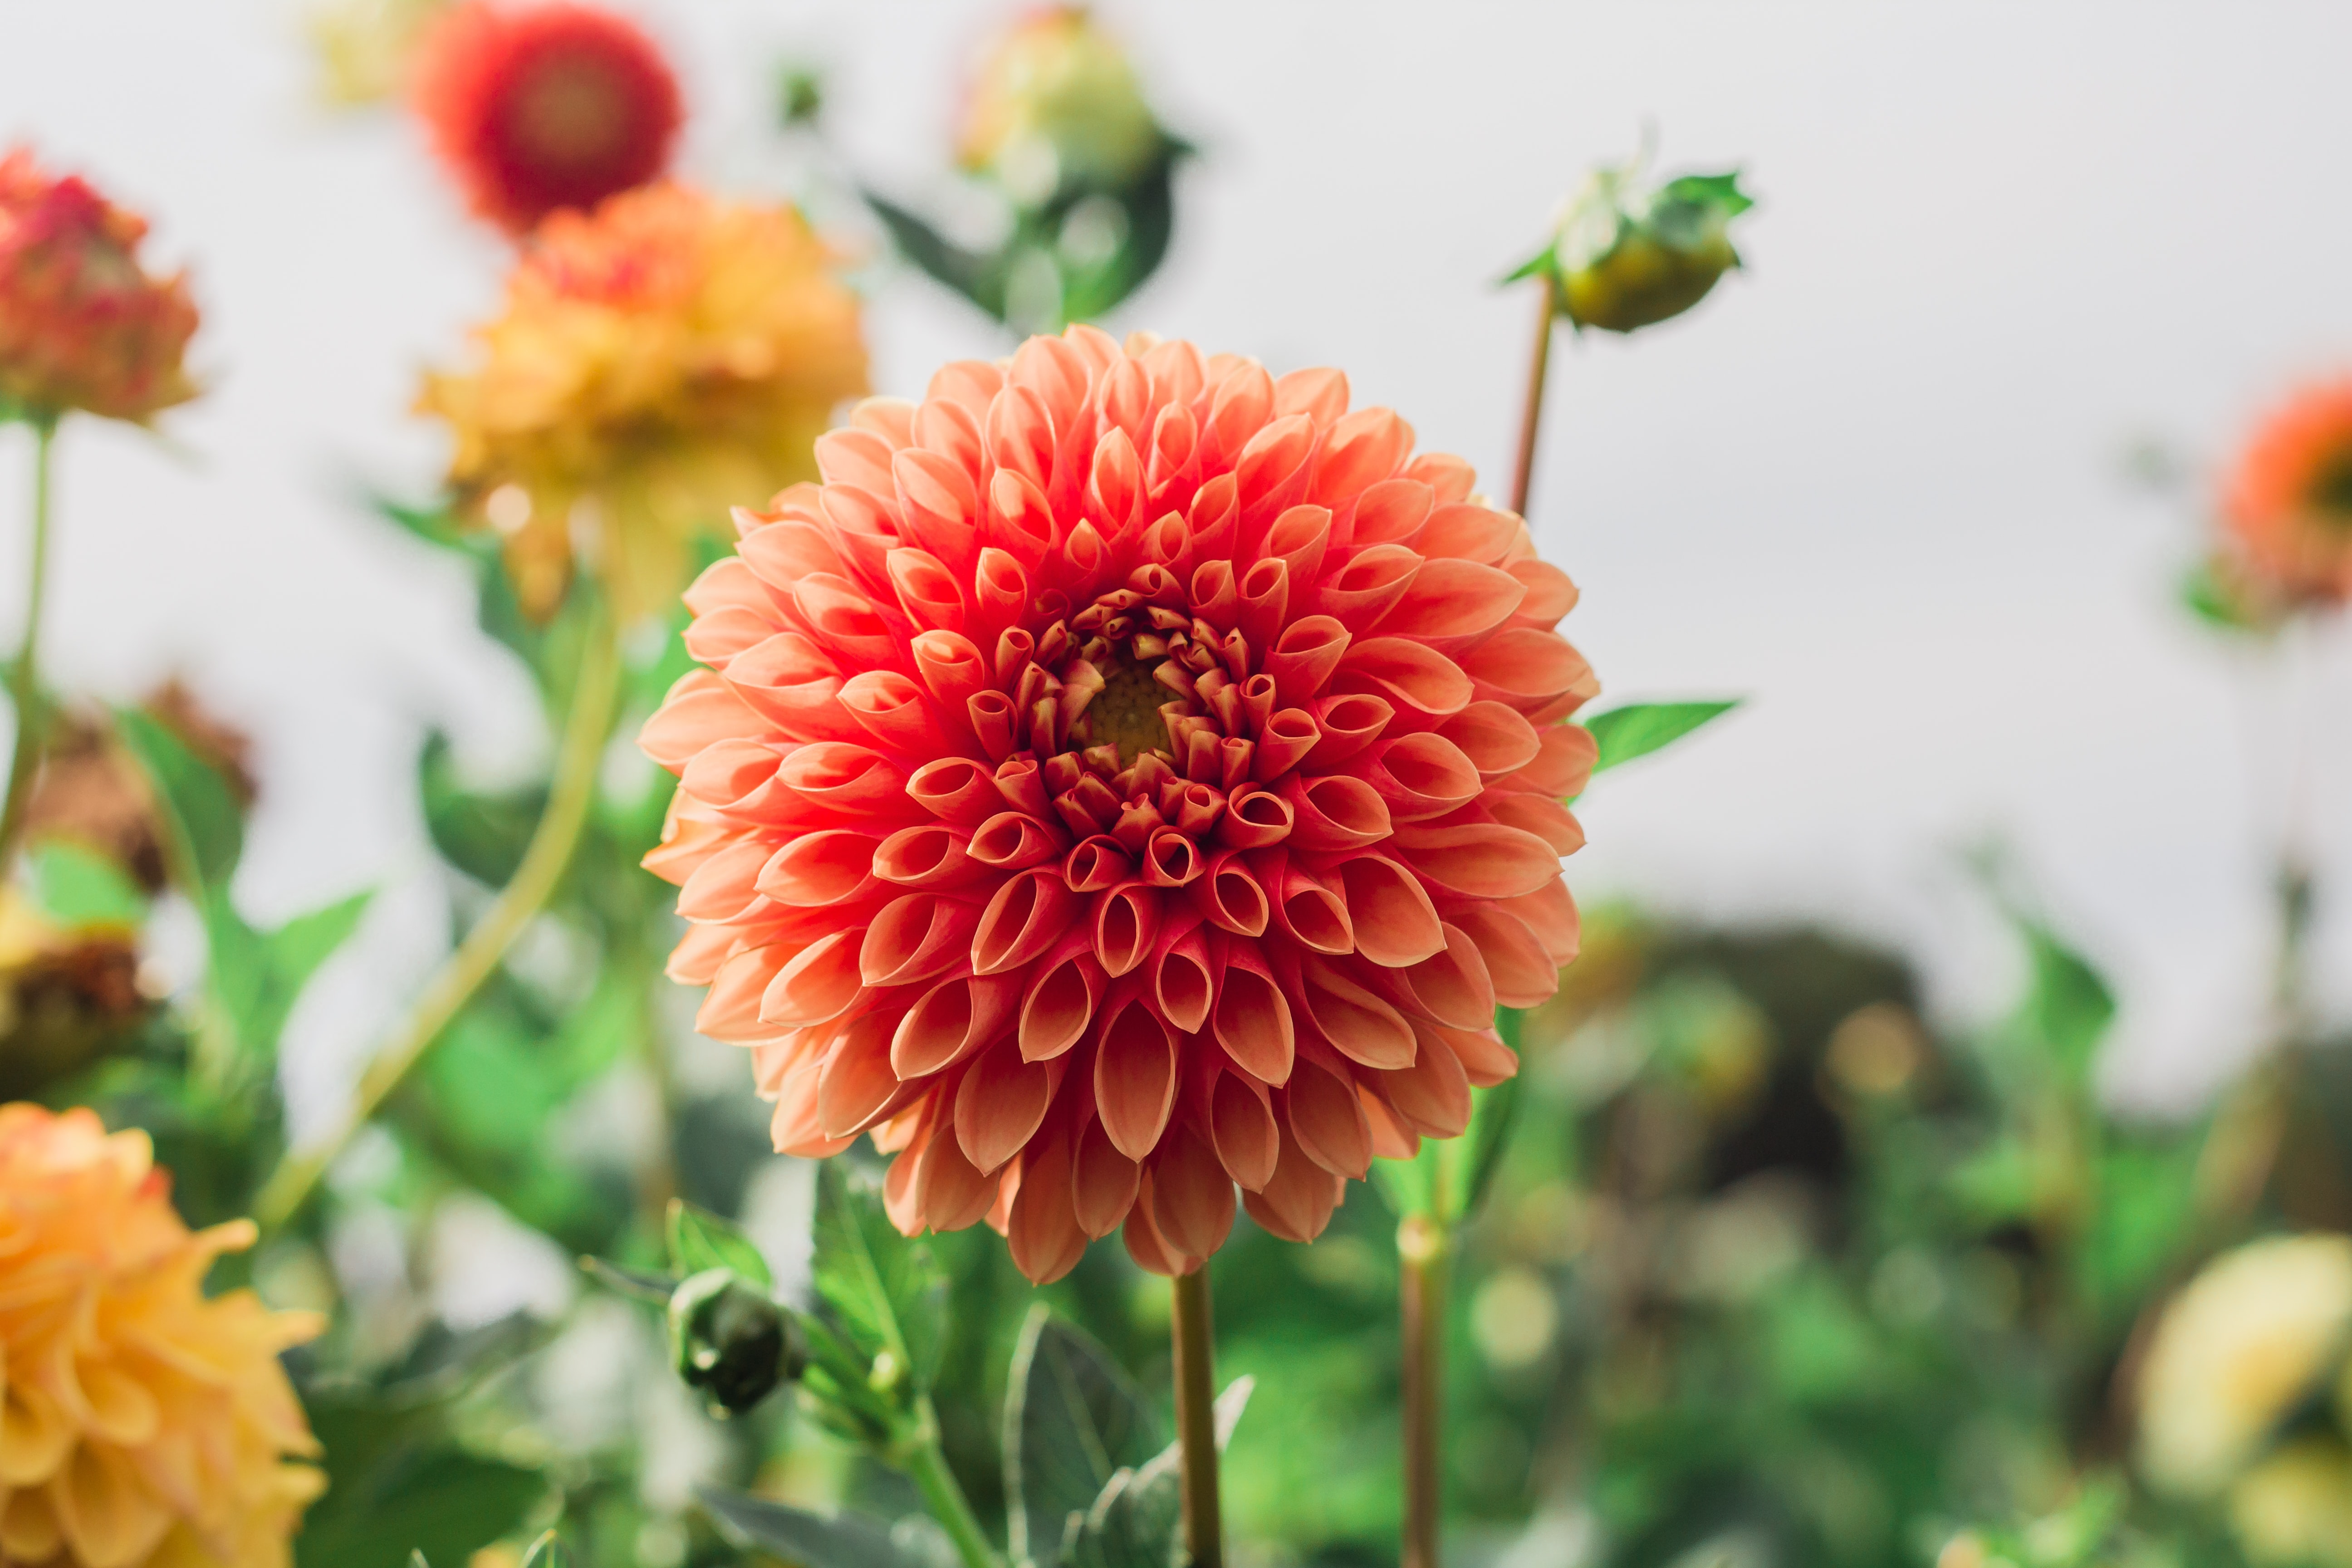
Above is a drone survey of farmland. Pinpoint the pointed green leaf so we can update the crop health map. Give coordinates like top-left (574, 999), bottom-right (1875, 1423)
top-left (25, 839), bottom-right (146, 929)
top-left (1584, 699), bottom-right (1741, 778)
top-left (698, 1488), bottom-right (916, 1568)
top-left (1004, 1306), bottom-right (1164, 1568)
top-left (2016, 917), bottom-right (2115, 1083)
top-left (666, 1198), bottom-right (774, 1290)
top-left (1657, 170), bottom-right (1755, 217)
top-left (114, 706), bottom-right (241, 889)
top-left (244, 887), bottom-right (372, 1049)
top-left (813, 1162), bottom-right (947, 1393)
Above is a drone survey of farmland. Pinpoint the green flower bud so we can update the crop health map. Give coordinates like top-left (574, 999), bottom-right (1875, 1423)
top-left (667, 1268), bottom-right (803, 1416)
top-left (1514, 160), bottom-right (1754, 334)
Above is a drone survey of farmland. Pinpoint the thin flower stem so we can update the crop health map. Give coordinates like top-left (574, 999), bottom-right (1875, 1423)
top-left (1398, 1213), bottom-right (1448, 1568)
top-left (0, 416), bottom-right (60, 865)
top-left (1171, 1264), bottom-right (1225, 1568)
top-left (1508, 270), bottom-right (1561, 520)
top-left (903, 1397), bottom-right (1002, 1568)
top-left (255, 600), bottom-right (625, 1232)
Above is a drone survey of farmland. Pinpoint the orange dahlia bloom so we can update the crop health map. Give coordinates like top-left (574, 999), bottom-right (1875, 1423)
top-left (2223, 379), bottom-right (2352, 608)
top-left (0, 1104), bottom-right (323, 1568)
top-left (641, 327), bottom-right (1594, 1282)
top-left (418, 181), bottom-right (868, 621)
top-left (411, 0), bottom-right (681, 236)
top-left (0, 150), bottom-right (197, 424)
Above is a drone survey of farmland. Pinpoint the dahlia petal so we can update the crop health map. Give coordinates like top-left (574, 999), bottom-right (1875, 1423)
top-left (1401, 924), bottom-right (1499, 1030)
top-left (1336, 637), bottom-right (1472, 718)
top-left (664, 920), bottom-right (737, 986)
top-left (1362, 733), bottom-right (1483, 823)
top-left (1279, 773), bottom-right (1391, 853)
top-left (1500, 877), bottom-right (1581, 966)
top-left (757, 830), bottom-right (877, 907)
top-left (1488, 793), bottom-right (1587, 857)
top-left (1149, 1126), bottom-right (1238, 1260)
top-left (1375, 1019), bottom-right (1474, 1137)
top-left (1403, 451), bottom-right (1476, 505)
top-left (1311, 407), bottom-right (1416, 506)
top-left (818, 1012), bottom-right (905, 1137)
top-left (1508, 559), bottom-right (1581, 627)
top-left (873, 824), bottom-right (983, 890)
top-left (916, 1121), bottom-right (999, 1232)
top-left (699, 944), bottom-right (784, 1038)
top-left (1263, 611), bottom-right (1352, 707)
top-left (1301, 693), bottom-right (1395, 769)
top-left (971, 548), bottom-right (1030, 637)
top-left (1236, 558), bottom-right (1291, 651)
top-left (681, 604), bottom-right (775, 666)
top-left (776, 743), bottom-right (915, 820)
top-left (1009, 1135), bottom-right (1090, 1284)
top-left (1372, 558), bottom-right (1528, 644)
top-left (1213, 785), bottom-right (1294, 851)
top-left (0, 1380), bottom-right (72, 1484)
top-left (886, 548), bottom-right (968, 633)
top-left (895, 447), bottom-right (981, 571)
top-left (851, 397), bottom-right (918, 446)
top-left (1243, 1132), bottom-right (1343, 1244)
top-left (907, 757), bottom-right (1004, 826)
top-left (1288, 955), bottom-right (1415, 1071)
top-left (1202, 361), bottom-right (1275, 470)
top-left (1347, 479), bottom-right (1436, 548)
top-left (1461, 628), bottom-right (1598, 710)
top-left (1140, 336), bottom-right (1207, 407)
top-left (1210, 945), bottom-right (1294, 1085)
top-left (973, 869), bottom-right (1081, 975)
top-left (1309, 544), bottom-right (1420, 633)
top-left (1147, 403), bottom-right (1200, 495)
top-left (1121, 1173), bottom-right (1195, 1278)
top-left (954, 1039), bottom-right (1058, 1173)
top-left (676, 838), bottom-right (772, 923)
top-left (1091, 882), bottom-right (1161, 976)
top-left (1233, 414), bottom-right (1317, 528)
top-left (642, 801), bottom-right (731, 887)
top-left (1390, 822), bottom-right (1562, 900)
top-left (759, 932), bottom-right (864, 1027)
top-left (1009, 333), bottom-right (1094, 432)
top-left (1411, 503), bottom-right (1520, 566)
top-left (1072, 1116), bottom-right (1142, 1238)
top-left (914, 395), bottom-right (987, 483)
top-left (1207, 1071), bottom-right (1280, 1191)
top-left (772, 1068), bottom-right (859, 1157)
top-left (1094, 996), bottom-right (1178, 1160)
top-left (738, 518), bottom-right (850, 591)
top-left (1019, 932), bottom-right (1106, 1062)
top-left (886, 1123), bottom-right (926, 1234)
top-left (1332, 855), bottom-right (1446, 967)
top-left (1440, 701), bottom-right (1543, 780)
top-left (970, 810), bottom-right (1063, 870)
top-left (1431, 1021), bottom-right (1519, 1088)
top-left (839, 670), bottom-right (946, 754)
top-left (1140, 827), bottom-right (1203, 887)
top-left (792, 574), bottom-right (905, 669)
top-left (862, 894), bottom-right (982, 988)
top-left (814, 426), bottom-right (897, 493)
top-left (1150, 911), bottom-right (1215, 1034)
top-left (1188, 849), bottom-right (1270, 936)
top-left (926, 358), bottom-right (1004, 418)
top-left (1259, 504), bottom-right (1333, 587)
top-left (55, 1440), bottom-right (175, 1568)
top-left (1089, 427), bottom-right (1145, 536)
top-left (1509, 722), bottom-right (1600, 799)
top-left (1098, 354), bottom-right (1154, 447)
top-left (1359, 1083), bottom-right (1421, 1160)
top-left (1283, 1058), bottom-right (1372, 1179)
top-left (639, 671), bottom-right (768, 770)
top-left (1272, 366), bottom-right (1349, 427)
top-left (893, 973), bottom-right (1018, 1078)
top-left (1065, 834), bottom-right (1133, 892)
top-left (1261, 852), bottom-right (1352, 956)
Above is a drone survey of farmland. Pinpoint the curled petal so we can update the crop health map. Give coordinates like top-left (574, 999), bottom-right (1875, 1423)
top-left (1020, 931), bottom-right (1107, 1061)
top-left (1243, 1131), bottom-right (1344, 1243)
top-left (1007, 1132), bottom-right (1088, 1284)
top-left (861, 895), bottom-right (982, 988)
top-left (973, 870), bottom-right (1081, 975)
top-left (1283, 1056), bottom-right (1371, 1179)
top-left (1279, 773), bottom-right (1391, 853)
top-left (1149, 1125), bottom-right (1238, 1260)
top-left (1072, 1115), bottom-right (1142, 1238)
top-left (892, 973), bottom-right (1019, 1078)
top-left (1402, 924), bottom-right (1498, 1030)
top-left (1094, 995), bottom-right (1178, 1160)
top-left (908, 757), bottom-right (1004, 825)
top-left (1390, 822), bottom-right (1562, 900)
top-left (1374, 1022), bottom-right (1472, 1139)
top-left (1207, 1070), bottom-right (1279, 1191)
top-left (761, 932), bottom-right (866, 1026)
top-left (955, 1038), bottom-right (1059, 1173)
top-left (1211, 942), bottom-right (1294, 1084)
top-left (1187, 848), bottom-right (1270, 936)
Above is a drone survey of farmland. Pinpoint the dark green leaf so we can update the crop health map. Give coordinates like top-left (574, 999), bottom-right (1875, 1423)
top-left (115, 706), bottom-right (242, 889)
top-left (295, 1445), bottom-right (545, 1568)
top-left (1004, 1306), bottom-right (1164, 1568)
top-left (418, 731), bottom-right (545, 888)
top-left (865, 191), bottom-right (1003, 318)
top-left (813, 1161), bottom-right (947, 1394)
top-left (581, 1254), bottom-right (678, 1303)
top-left (667, 1197), bottom-right (774, 1290)
top-left (697, 1488), bottom-right (915, 1568)
top-left (25, 839), bottom-right (146, 928)
top-left (1584, 700), bottom-right (1742, 778)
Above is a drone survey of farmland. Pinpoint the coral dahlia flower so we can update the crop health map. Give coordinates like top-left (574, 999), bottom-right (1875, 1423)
top-left (0, 149), bottom-right (197, 424)
top-left (410, 0), bottom-right (681, 235)
top-left (0, 1104), bottom-right (323, 1568)
top-left (2224, 379), bottom-right (2352, 608)
top-left (418, 181), bottom-right (868, 621)
top-left (642, 327), bottom-right (1595, 1282)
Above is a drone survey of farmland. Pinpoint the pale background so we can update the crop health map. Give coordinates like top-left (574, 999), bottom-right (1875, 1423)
top-left (2, 1), bottom-right (2348, 1129)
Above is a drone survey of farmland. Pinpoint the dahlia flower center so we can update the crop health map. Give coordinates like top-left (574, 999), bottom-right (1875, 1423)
top-left (1086, 652), bottom-right (1170, 768)
top-left (510, 54), bottom-right (632, 167)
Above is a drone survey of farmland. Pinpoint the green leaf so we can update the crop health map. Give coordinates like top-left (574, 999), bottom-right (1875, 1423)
top-left (581, 1254), bottom-right (678, 1303)
top-left (1584, 700), bottom-right (1741, 779)
top-left (667, 1197), bottom-right (775, 1291)
top-left (1064, 1381), bottom-right (1250, 1568)
top-left (813, 1161), bottom-right (948, 1395)
top-left (418, 732), bottom-right (545, 888)
top-left (25, 838), bottom-right (146, 929)
top-left (1004, 1306), bottom-right (1164, 1568)
top-left (249, 888), bottom-right (373, 1046)
top-left (114, 706), bottom-right (242, 889)
top-left (295, 1445), bottom-right (545, 1568)
top-left (697, 1488), bottom-right (917, 1568)
top-left (2016, 917), bottom-right (2116, 1083)
top-left (1657, 170), bottom-right (1755, 218)
top-left (865, 191), bottom-right (1004, 319)
top-left (2180, 558), bottom-right (2272, 635)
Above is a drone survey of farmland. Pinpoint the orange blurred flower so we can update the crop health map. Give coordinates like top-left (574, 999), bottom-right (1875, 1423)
top-left (0, 1104), bottom-right (323, 1568)
top-left (418, 181), bottom-right (868, 621)
top-left (411, 0), bottom-right (681, 235)
top-left (640, 327), bottom-right (1595, 1282)
top-left (0, 149), bottom-right (197, 424)
top-left (2223, 379), bottom-right (2352, 609)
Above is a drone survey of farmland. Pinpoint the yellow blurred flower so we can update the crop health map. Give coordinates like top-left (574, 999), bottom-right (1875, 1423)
top-left (305, 0), bottom-right (452, 108)
top-left (2137, 1233), bottom-right (2352, 1495)
top-left (956, 6), bottom-right (1164, 204)
top-left (418, 181), bottom-right (867, 622)
top-left (2230, 1439), bottom-right (2352, 1567)
top-left (0, 1103), bottom-right (324, 1568)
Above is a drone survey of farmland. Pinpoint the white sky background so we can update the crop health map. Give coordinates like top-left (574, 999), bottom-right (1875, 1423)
top-left (2, 1), bottom-right (2350, 1125)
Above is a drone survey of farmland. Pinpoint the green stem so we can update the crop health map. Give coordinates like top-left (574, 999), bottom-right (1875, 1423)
top-left (1171, 1264), bottom-right (1225, 1568)
top-left (0, 416), bottom-right (59, 866)
top-left (1398, 1213), bottom-right (1448, 1568)
top-left (254, 599), bottom-right (624, 1231)
top-left (904, 1397), bottom-right (1001, 1568)
top-left (1508, 270), bottom-right (1560, 520)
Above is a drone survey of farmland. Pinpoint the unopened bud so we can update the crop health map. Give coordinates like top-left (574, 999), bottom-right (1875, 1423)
top-left (1517, 157), bottom-right (1754, 335)
top-left (956, 6), bottom-right (1165, 201)
top-left (667, 1268), bottom-right (803, 1416)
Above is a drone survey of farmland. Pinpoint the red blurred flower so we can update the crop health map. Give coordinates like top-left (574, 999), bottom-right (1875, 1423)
top-left (0, 148), bottom-right (197, 423)
top-left (411, 1), bottom-right (681, 236)
top-left (641, 327), bottom-right (1595, 1283)
top-left (2224, 379), bottom-right (2352, 609)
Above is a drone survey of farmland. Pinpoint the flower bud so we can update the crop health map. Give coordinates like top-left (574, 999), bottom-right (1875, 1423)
top-left (667, 1267), bottom-right (804, 1416)
top-left (1517, 159), bottom-right (1753, 335)
top-left (956, 6), bottom-right (1165, 205)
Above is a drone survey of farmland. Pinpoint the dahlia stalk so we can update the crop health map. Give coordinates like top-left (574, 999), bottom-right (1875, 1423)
top-left (642, 324), bottom-right (1594, 1560)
